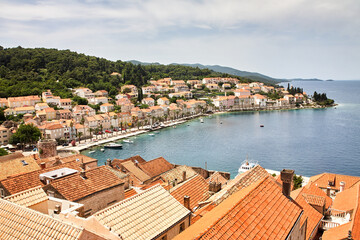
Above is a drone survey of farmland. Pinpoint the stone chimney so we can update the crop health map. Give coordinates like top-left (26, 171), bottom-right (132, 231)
top-left (326, 186), bottom-right (331, 197)
top-left (80, 170), bottom-right (87, 179)
top-left (40, 162), bottom-right (46, 169)
top-left (184, 195), bottom-right (191, 211)
top-left (134, 160), bottom-right (139, 168)
top-left (54, 204), bottom-right (61, 214)
top-left (106, 158), bottom-right (112, 167)
top-left (280, 169), bottom-right (294, 197)
top-left (340, 181), bottom-right (345, 192)
top-left (182, 171), bottom-right (186, 182)
top-left (80, 158), bottom-right (86, 170)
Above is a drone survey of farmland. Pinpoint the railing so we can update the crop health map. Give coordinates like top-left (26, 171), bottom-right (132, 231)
top-left (321, 220), bottom-right (340, 230)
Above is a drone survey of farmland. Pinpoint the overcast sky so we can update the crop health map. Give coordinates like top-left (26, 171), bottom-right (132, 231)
top-left (1, 0), bottom-right (359, 80)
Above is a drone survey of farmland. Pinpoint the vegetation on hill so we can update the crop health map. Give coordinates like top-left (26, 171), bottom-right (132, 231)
top-left (0, 46), bottom-right (253, 99)
top-left (313, 91), bottom-right (334, 106)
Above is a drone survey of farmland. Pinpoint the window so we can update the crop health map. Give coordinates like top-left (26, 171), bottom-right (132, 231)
top-left (179, 222), bottom-right (185, 233)
top-left (0, 188), bottom-right (5, 198)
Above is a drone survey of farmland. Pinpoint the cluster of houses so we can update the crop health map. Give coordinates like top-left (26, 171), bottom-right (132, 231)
top-left (0, 77), bottom-right (310, 145)
top-left (0, 141), bottom-right (358, 239)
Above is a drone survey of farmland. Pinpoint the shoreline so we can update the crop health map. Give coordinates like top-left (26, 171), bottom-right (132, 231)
top-left (62, 104), bottom-right (335, 154)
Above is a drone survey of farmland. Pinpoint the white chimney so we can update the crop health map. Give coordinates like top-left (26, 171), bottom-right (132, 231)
top-left (340, 181), bottom-right (345, 192)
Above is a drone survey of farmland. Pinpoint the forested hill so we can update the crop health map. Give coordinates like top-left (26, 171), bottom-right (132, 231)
top-left (0, 46), bottom-right (254, 99)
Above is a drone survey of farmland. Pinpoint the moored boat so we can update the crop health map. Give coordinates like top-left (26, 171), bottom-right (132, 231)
top-left (89, 150), bottom-right (96, 154)
top-left (238, 157), bottom-right (258, 174)
top-left (104, 143), bottom-right (122, 149)
top-left (123, 139), bottom-right (134, 143)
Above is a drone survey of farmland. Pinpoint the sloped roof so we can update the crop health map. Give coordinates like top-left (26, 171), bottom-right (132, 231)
top-left (48, 166), bottom-right (124, 202)
top-left (93, 185), bottom-right (191, 240)
top-left (121, 160), bottom-right (150, 183)
top-left (208, 165), bottom-right (270, 205)
top-left (293, 190), bottom-right (323, 240)
top-left (322, 222), bottom-right (352, 240)
top-left (174, 176), bottom-right (303, 240)
top-left (0, 161), bottom-right (82, 195)
top-left (160, 165), bottom-right (197, 184)
top-left (124, 188), bottom-right (138, 199)
top-left (206, 172), bottom-right (228, 186)
top-left (138, 157), bottom-right (174, 178)
top-left (303, 193), bottom-right (326, 207)
top-left (0, 198), bottom-right (84, 240)
top-left (332, 182), bottom-right (359, 213)
top-left (170, 175), bottom-right (210, 211)
top-left (0, 154), bottom-right (41, 180)
top-left (309, 173), bottom-right (360, 191)
top-left (4, 186), bottom-right (48, 207)
top-left (293, 182), bottom-right (333, 209)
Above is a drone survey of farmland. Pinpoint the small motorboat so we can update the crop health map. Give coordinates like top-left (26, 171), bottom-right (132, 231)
top-left (89, 150), bottom-right (96, 154)
top-left (148, 133), bottom-right (155, 136)
top-left (200, 118), bottom-right (204, 123)
top-left (260, 125), bottom-right (264, 127)
top-left (123, 139), bottom-right (134, 143)
top-left (100, 148), bottom-right (105, 152)
top-left (104, 143), bottom-right (122, 149)
top-left (220, 121), bottom-right (223, 124)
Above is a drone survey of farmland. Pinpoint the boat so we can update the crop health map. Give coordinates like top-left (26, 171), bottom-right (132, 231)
top-left (154, 131), bottom-right (160, 134)
top-left (148, 133), bottom-right (155, 136)
top-left (123, 139), bottom-right (134, 143)
top-left (104, 143), bottom-right (122, 149)
top-left (238, 157), bottom-right (258, 174)
top-left (260, 125), bottom-right (264, 127)
top-left (200, 118), bottom-right (204, 123)
top-left (100, 148), bottom-right (105, 152)
top-left (89, 150), bottom-right (96, 154)
top-left (220, 121), bottom-right (223, 124)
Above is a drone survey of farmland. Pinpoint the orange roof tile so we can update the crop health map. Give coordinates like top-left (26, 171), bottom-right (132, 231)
top-left (170, 175), bottom-right (210, 211)
top-left (0, 154), bottom-right (41, 180)
top-left (140, 179), bottom-right (165, 190)
top-left (4, 186), bottom-right (48, 207)
top-left (207, 172), bottom-right (228, 185)
top-left (309, 173), bottom-right (360, 191)
top-left (0, 161), bottom-right (82, 195)
top-left (124, 188), bottom-right (138, 199)
top-left (174, 176), bottom-right (303, 240)
top-left (139, 156), bottom-right (174, 178)
top-left (332, 182), bottom-right (359, 213)
top-left (47, 166), bottom-right (124, 202)
top-left (293, 189), bottom-right (323, 239)
top-left (322, 222), bottom-right (352, 240)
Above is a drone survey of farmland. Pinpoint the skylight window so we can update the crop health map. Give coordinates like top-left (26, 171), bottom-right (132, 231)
top-left (21, 160), bottom-right (28, 166)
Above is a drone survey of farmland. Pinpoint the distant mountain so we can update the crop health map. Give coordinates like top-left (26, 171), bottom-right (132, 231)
top-left (288, 78), bottom-right (324, 82)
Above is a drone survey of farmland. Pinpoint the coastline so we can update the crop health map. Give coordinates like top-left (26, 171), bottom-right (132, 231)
top-left (62, 103), bottom-right (335, 154)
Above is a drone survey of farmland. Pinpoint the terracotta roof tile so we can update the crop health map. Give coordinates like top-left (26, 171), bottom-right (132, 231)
top-left (207, 172), bottom-right (229, 186)
top-left (4, 186), bottom-right (48, 207)
top-left (301, 182), bottom-right (333, 209)
top-left (293, 190), bottom-right (323, 239)
top-left (124, 188), bottom-right (138, 199)
top-left (140, 179), bottom-right (165, 190)
top-left (121, 161), bottom-right (150, 182)
top-left (310, 172), bottom-right (360, 191)
top-left (170, 175), bottom-right (210, 211)
top-left (303, 193), bottom-right (326, 207)
top-left (0, 154), bottom-right (40, 180)
top-left (0, 161), bottom-right (82, 195)
top-left (0, 198), bottom-right (84, 240)
top-left (322, 222), bottom-right (352, 240)
top-left (48, 166), bottom-right (124, 202)
top-left (332, 182), bottom-right (359, 213)
top-left (160, 165), bottom-right (198, 184)
top-left (351, 184), bottom-right (360, 239)
top-left (139, 156), bottom-right (174, 178)
top-left (174, 176), bottom-right (303, 240)
top-left (93, 185), bottom-right (191, 240)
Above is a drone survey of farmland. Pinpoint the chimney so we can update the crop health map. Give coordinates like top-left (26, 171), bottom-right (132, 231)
top-left (134, 160), bottom-right (139, 168)
top-left (182, 171), bottom-right (186, 182)
top-left (340, 181), bottom-right (345, 192)
top-left (106, 158), bottom-right (112, 167)
top-left (280, 169), bottom-right (294, 197)
top-left (80, 170), bottom-right (87, 179)
top-left (184, 195), bottom-right (191, 211)
top-left (40, 162), bottom-right (46, 169)
top-left (327, 186), bottom-right (331, 197)
top-left (80, 158), bottom-right (86, 170)
top-left (54, 204), bottom-right (61, 214)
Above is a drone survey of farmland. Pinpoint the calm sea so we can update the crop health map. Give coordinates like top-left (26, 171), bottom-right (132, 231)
top-left (83, 80), bottom-right (360, 178)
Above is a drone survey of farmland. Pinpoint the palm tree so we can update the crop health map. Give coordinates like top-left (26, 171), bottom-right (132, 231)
top-left (88, 128), bottom-right (93, 140)
top-left (77, 131), bottom-right (83, 144)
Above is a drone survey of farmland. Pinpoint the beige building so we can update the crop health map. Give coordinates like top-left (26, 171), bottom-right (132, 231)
top-left (0, 127), bottom-right (10, 146)
top-left (7, 95), bottom-right (41, 108)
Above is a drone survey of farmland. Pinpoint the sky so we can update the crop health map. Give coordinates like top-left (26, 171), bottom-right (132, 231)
top-left (0, 0), bottom-right (359, 80)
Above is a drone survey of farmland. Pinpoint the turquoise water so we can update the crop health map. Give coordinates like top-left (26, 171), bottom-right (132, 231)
top-left (83, 81), bottom-right (360, 178)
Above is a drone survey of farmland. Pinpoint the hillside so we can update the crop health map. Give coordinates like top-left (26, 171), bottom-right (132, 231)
top-left (0, 46), bottom-right (254, 99)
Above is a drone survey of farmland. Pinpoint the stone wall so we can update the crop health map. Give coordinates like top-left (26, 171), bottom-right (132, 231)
top-left (38, 139), bottom-right (57, 159)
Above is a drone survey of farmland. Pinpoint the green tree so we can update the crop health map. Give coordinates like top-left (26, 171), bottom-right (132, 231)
top-left (10, 124), bottom-right (41, 149)
top-left (293, 175), bottom-right (303, 190)
top-left (0, 148), bottom-right (8, 156)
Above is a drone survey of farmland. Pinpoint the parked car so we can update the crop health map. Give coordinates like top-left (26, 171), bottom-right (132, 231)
top-left (105, 130), bottom-right (112, 133)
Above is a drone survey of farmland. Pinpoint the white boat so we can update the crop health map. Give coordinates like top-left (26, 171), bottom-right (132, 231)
top-left (200, 118), bottom-right (204, 123)
top-left (238, 157), bottom-right (258, 174)
top-left (100, 148), bottom-right (105, 152)
top-left (123, 139), bottom-right (134, 143)
top-left (148, 133), bottom-right (155, 136)
top-left (89, 150), bottom-right (96, 154)
top-left (104, 143), bottom-right (122, 149)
